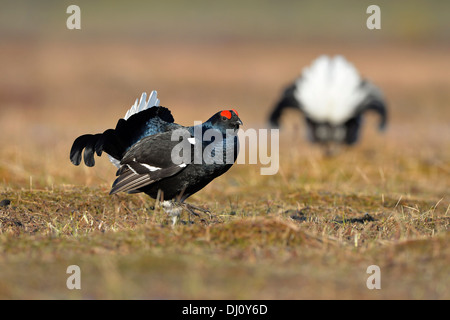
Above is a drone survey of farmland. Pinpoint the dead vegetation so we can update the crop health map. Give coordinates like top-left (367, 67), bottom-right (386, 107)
top-left (0, 180), bottom-right (448, 299)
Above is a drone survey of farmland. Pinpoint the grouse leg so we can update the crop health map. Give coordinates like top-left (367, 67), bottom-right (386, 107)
top-left (161, 200), bottom-right (183, 226)
top-left (182, 203), bottom-right (212, 219)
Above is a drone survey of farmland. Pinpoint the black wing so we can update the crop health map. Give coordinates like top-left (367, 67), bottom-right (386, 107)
top-left (355, 80), bottom-right (387, 131)
top-left (268, 83), bottom-right (302, 128)
top-left (109, 129), bottom-right (193, 194)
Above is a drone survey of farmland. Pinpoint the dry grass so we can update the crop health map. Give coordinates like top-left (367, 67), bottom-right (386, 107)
top-left (0, 37), bottom-right (449, 299)
top-left (0, 186), bottom-right (448, 299)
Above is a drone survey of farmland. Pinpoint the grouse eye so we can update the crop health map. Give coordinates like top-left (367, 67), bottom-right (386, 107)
top-left (222, 116), bottom-right (228, 121)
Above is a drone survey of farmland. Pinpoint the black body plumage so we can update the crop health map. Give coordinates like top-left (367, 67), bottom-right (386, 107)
top-left (70, 93), bottom-right (242, 205)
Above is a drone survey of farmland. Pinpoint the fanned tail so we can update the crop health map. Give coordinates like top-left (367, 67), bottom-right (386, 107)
top-left (70, 92), bottom-right (174, 167)
top-left (107, 91), bottom-right (160, 166)
top-left (295, 55), bottom-right (367, 125)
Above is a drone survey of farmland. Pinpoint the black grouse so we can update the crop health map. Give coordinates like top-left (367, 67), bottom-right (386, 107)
top-left (268, 55), bottom-right (387, 155)
top-left (70, 91), bottom-right (242, 224)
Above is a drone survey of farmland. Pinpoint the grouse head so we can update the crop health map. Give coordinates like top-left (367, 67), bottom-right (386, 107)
top-left (207, 109), bottom-right (243, 135)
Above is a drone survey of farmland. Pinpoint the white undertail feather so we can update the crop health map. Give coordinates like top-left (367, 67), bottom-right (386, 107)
top-left (124, 91), bottom-right (160, 120)
top-left (295, 55), bottom-right (369, 125)
top-left (108, 91), bottom-right (160, 167)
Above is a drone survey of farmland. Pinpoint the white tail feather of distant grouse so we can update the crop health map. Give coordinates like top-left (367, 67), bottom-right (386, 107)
top-left (70, 91), bottom-right (242, 224)
top-left (268, 55), bottom-right (387, 150)
top-left (296, 55), bottom-right (368, 125)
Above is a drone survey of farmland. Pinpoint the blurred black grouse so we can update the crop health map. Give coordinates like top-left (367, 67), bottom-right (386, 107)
top-left (70, 91), bottom-right (242, 224)
top-left (269, 55), bottom-right (387, 155)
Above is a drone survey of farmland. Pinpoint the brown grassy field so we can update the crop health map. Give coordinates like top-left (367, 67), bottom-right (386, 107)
top-left (0, 1), bottom-right (449, 299)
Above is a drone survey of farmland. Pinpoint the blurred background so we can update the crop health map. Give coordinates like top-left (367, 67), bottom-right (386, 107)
top-left (0, 0), bottom-right (449, 198)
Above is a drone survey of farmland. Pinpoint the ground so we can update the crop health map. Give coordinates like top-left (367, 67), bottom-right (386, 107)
top-left (0, 37), bottom-right (449, 299)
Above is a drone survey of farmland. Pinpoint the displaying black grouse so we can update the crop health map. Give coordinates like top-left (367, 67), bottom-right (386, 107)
top-left (70, 91), bottom-right (242, 224)
top-left (268, 55), bottom-right (387, 155)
